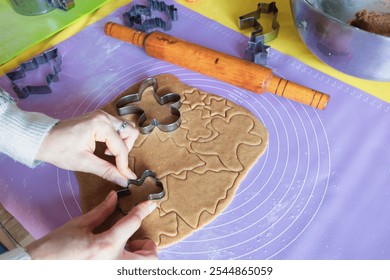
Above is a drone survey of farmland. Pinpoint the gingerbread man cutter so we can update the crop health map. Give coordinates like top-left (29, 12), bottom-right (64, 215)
top-left (116, 169), bottom-right (165, 216)
top-left (115, 77), bottom-right (181, 134)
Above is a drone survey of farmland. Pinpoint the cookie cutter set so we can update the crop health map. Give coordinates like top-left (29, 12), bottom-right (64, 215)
top-left (6, 0), bottom-right (74, 97)
top-left (5, 0), bottom-right (178, 99)
top-left (4, 1), bottom-right (280, 206)
top-left (239, 2), bottom-right (280, 66)
top-left (115, 77), bottom-right (180, 211)
top-left (9, 0), bottom-right (75, 16)
top-left (112, 1), bottom-right (280, 214)
top-left (5, 2), bottom-right (177, 209)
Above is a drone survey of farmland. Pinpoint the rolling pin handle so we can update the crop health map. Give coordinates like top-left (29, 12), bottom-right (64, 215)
top-left (269, 77), bottom-right (329, 110)
top-left (105, 22), bottom-right (147, 48)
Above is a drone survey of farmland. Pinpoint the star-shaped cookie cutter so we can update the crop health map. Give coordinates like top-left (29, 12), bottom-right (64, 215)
top-left (116, 170), bottom-right (165, 215)
top-left (239, 2), bottom-right (279, 66)
top-left (115, 77), bottom-right (181, 134)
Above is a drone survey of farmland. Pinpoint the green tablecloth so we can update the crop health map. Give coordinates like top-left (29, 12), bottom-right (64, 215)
top-left (0, 0), bottom-right (108, 66)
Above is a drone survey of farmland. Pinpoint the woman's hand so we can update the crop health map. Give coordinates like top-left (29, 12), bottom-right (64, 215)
top-left (26, 191), bottom-right (158, 260)
top-left (36, 110), bottom-right (139, 187)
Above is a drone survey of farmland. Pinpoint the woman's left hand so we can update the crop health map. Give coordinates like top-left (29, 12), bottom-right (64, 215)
top-left (36, 110), bottom-right (139, 187)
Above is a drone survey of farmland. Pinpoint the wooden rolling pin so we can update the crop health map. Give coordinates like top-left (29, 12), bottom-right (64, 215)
top-left (105, 22), bottom-right (329, 110)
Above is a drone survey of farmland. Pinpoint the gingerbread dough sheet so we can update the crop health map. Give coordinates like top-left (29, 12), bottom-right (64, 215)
top-left (76, 74), bottom-right (268, 247)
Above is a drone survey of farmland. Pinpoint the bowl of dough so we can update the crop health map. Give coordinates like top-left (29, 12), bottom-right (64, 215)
top-left (290, 0), bottom-right (390, 81)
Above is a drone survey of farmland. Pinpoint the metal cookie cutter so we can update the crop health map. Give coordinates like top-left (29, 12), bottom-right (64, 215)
top-left (116, 77), bottom-right (181, 134)
top-left (6, 48), bottom-right (62, 99)
top-left (116, 170), bottom-right (165, 215)
top-left (10, 0), bottom-right (75, 16)
top-left (49, 0), bottom-right (75, 11)
top-left (239, 2), bottom-right (279, 66)
top-left (123, 0), bottom-right (178, 32)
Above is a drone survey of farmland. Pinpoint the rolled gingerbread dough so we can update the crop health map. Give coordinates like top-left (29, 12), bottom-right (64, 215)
top-left (76, 74), bottom-right (268, 247)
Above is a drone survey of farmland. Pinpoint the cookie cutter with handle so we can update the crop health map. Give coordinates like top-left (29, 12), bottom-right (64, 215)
top-left (115, 77), bottom-right (182, 134)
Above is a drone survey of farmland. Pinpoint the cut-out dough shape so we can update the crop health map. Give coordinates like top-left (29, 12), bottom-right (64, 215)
top-left (160, 170), bottom-right (239, 228)
top-left (205, 98), bottom-right (233, 117)
top-left (131, 209), bottom-right (178, 245)
top-left (130, 132), bottom-right (205, 178)
top-left (182, 89), bottom-right (207, 109)
top-left (181, 109), bottom-right (213, 141)
top-left (191, 114), bottom-right (263, 172)
top-left (76, 74), bottom-right (268, 248)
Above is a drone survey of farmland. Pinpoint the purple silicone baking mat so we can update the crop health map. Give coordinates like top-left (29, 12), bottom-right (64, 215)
top-left (1, 0), bottom-right (390, 260)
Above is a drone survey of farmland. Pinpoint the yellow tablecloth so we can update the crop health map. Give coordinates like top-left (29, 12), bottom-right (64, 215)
top-left (177, 0), bottom-right (390, 103)
top-left (1, 0), bottom-right (389, 103)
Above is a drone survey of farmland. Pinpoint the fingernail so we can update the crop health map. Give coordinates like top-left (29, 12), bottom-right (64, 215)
top-left (105, 190), bottom-right (116, 201)
top-left (147, 201), bottom-right (158, 213)
top-left (117, 177), bottom-right (129, 188)
top-left (128, 170), bottom-right (137, 180)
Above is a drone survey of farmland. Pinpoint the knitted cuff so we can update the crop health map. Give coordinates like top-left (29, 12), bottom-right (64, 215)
top-left (0, 102), bottom-right (59, 168)
top-left (0, 246), bottom-right (32, 260)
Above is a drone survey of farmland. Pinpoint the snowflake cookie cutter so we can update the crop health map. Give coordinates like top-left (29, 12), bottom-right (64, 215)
top-left (115, 77), bottom-right (181, 134)
top-left (116, 170), bottom-right (165, 215)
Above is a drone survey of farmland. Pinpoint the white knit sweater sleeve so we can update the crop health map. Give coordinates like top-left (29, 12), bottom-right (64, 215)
top-left (0, 88), bottom-right (59, 167)
top-left (0, 246), bottom-right (31, 260)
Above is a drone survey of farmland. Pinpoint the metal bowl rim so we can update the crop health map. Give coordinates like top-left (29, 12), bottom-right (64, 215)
top-left (300, 0), bottom-right (390, 40)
